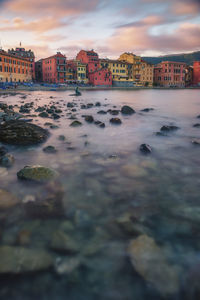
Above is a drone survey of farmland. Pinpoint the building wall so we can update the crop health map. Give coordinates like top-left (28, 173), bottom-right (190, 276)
top-left (42, 52), bottom-right (66, 83)
top-left (154, 61), bottom-right (186, 87)
top-left (140, 61), bottom-right (154, 86)
top-left (193, 61), bottom-right (200, 86)
top-left (0, 51), bottom-right (32, 83)
top-left (76, 50), bottom-right (99, 74)
top-left (88, 68), bottom-right (112, 86)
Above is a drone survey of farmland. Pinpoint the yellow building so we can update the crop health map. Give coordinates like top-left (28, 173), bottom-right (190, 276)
top-left (66, 60), bottom-right (87, 82)
top-left (140, 60), bottom-right (154, 87)
top-left (76, 61), bottom-right (87, 82)
top-left (0, 50), bottom-right (32, 83)
top-left (100, 59), bottom-right (133, 86)
top-left (119, 52), bottom-right (153, 87)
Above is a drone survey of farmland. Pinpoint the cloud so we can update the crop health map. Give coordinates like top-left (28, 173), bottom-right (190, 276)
top-left (0, 17), bottom-right (67, 34)
top-left (106, 20), bottom-right (200, 56)
top-left (5, 0), bottom-right (101, 16)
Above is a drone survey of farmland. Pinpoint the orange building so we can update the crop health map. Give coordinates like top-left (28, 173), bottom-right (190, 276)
top-left (193, 61), bottom-right (200, 86)
top-left (42, 52), bottom-right (66, 84)
top-left (0, 50), bottom-right (32, 83)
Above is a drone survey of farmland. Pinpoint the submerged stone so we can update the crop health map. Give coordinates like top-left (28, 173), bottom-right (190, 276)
top-left (139, 144), bottom-right (152, 154)
top-left (0, 146), bottom-right (8, 157)
top-left (0, 153), bottom-right (15, 167)
top-left (70, 120), bottom-right (82, 127)
top-left (192, 139), bottom-right (200, 145)
top-left (84, 115), bottom-right (94, 123)
top-left (0, 189), bottom-right (19, 210)
top-left (0, 246), bottom-right (53, 273)
top-left (17, 165), bottom-right (58, 183)
top-left (0, 120), bottom-right (49, 145)
top-left (51, 230), bottom-right (80, 253)
top-left (121, 105), bottom-right (135, 115)
top-left (193, 123), bottom-right (200, 128)
top-left (43, 145), bottom-right (57, 153)
top-left (110, 118), bottom-right (122, 125)
top-left (128, 235), bottom-right (181, 296)
top-left (160, 125), bottom-right (179, 131)
top-left (141, 108), bottom-right (154, 112)
top-left (39, 111), bottom-right (49, 118)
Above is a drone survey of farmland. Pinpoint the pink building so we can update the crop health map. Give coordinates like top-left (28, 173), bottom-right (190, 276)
top-left (76, 50), bottom-right (112, 86)
top-left (42, 52), bottom-right (66, 84)
top-left (193, 61), bottom-right (200, 86)
top-left (154, 61), bottom-right (186, 87)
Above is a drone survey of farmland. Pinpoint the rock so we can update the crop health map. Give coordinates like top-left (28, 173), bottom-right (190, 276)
top-left (0, 154), bottom-right (15, 167)
top-left (0, 246), bottom-right (53, 273)
top-left (141, 108), bottom-right (154, 112)
top-left (94, 120), bottom-right (105, 128)
top-left (43, 145), bottom-right (57, 153)
top-left (35, 106), bottom-right (45, 112)
top-left (67, 102), bottom-right (74, 108)
top-left (139, 144), bottom-right (152, 154)
top-left (55, 257), bottom-right (81, 275)
top-left (19, 107), bottom-right (30, 113)
top-left (197, 115), bottom-right (200, 118)
top-left (0, 146), bottom-right (8, 157)
top-left (121, 105), bottom-right (135, 115)
top-left (51, 230), bottom-right (80, 253)
top-left (39, 112), bottom-right (49, 118)
top-left (70, 120), bottom-right (82, 127)
top-left (55, 109), bottom-right (62, 113)
top-left (97, 110), bottom-right (107, 115)
top-left (156, 131), bottom-right (168, 137)
top-left (193, 123), bottom-right (200, 128)
top-left (160, 125), bottom-right (179, 131)
top-left (84, 115), bottom-right (94, 123)
top-left (95, 102), bottom-right (101, 107)
top-left (192, 139), bottom-right (200, 145)
top-left (17, 165), bottom-right (58, 183)
top-left (110, 118), bottom-right (122, 125)
top-left (0, 120), bottom-right (49, 145)
top-left (58, 135), bottom-right (65, 141)
top-left (109, 110), bottom-right (119, 115)
top-left (52, 113), bottom-right (60, 119)
top-left (50, 125), bottom-right (59, 129)
top-left (128, 235), bottom-right (180, 296)
top-left (0, 189), bottom-right (19, 210)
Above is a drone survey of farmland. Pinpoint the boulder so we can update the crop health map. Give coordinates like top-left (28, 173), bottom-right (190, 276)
top-left (192, 139), bottom-right (200, 145)
top-left (193, 123), bottom-right (200, 128)
top-left (17, 165), bottom-right (58, 183)
top-left (39, 112), bottom-right (49, 118)
top-left (0, 154), bottom-right (15, 167)
top-left (160, 125), bottom-right (179, 132)
top-left (43, 145), bottom-right (57, 153)
top-left (110, 118), bottom-right (122, 125)
top-left (0, 246), bottom-right (53, 273)
top-left (141, 108), bottom-right (154, 112)
top-left (0, 189), bottom-right (19, 210)
top-left (139, 144), bottom-right (152, 154)
top-left (128, 235), bottom-right (180, 296)
top-left (121, 105), bottom-right (135, 115)
top-left (0, 120), bottom-right (49, 145)
top-left (70, 120), bottom-right (82, 127)
top-left (84, 115), bottom-right (94, 123)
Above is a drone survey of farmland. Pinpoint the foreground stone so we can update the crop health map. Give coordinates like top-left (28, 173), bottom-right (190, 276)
top-left (70, 120), bottom-right (82, 127)
top-left (0, 120), bottom-right (49, 145)
top-left (17, 165), bottom-right (58, 183)
top-left (51, 230), bottom-right (80, 253)
top-left (160, 125), bottom-right (179, 132)
top-left (121, 105), bottom-right (135, 115)
top-left (139, 144), bottom-right (152, 154)
top-left (0, 154), bottom-right (15, 167)
top-left (110, 118), bottom-right (122, 125)
top-left (128, 235), bottom-right (180, 296)
top-left (0, 189), bottom-right (19, 210)
top-left (43, 145), bottom-right (57, 153)
top-left (0, 246), bottom-right (53, 273)
top-left (192, 139), bottom-right (200, 145)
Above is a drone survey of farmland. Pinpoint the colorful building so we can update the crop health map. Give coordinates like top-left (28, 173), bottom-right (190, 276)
top-left (185, 65), bottom-right (193, 87)
top-left (8, 46), bottom-right (35, 81)
top-left (42, 52), bottom-right (66, 84)
top-left (118, 52), bottom-right (142, 86)
top-left (154, 61), bottom-right (186, 87)
top-left (100, 59), bottom-right (133, 87)
top-left (140, 60), bottom-right (154, 87)
top-left (193, 61), bottom-right (200, 86)
top-left (66, 60), bottom-right (87, 83)
top-left (0, 50), bottom-right (32, 83)
top-left (76, 50), bottom-right (111, 86)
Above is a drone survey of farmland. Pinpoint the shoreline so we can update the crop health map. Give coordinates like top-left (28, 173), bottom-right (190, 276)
top-left (0, 86), bottom-right (200, 93)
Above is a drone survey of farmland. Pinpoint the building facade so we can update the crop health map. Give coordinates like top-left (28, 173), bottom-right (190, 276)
top-left (140, 60), bottom-right (154, 87)
top-left (100, 59), bottom-right (133, 87)
top-left (118, 52), bottom-right (142, 86)
top-left (193, 61), bottom-right (200, 86)
top-left (76, 50), bottom-right (111, 86)
top-left (0, 50), bottom-right (32, 83)
top-left (35, 59), bottom-right (43, 82)
top-left (42, 52), bottom-right (66, 84)
top-left (8, 46), bottom-right (35, 81)
top-left (154, 61), bottom-right (186, 87)
top-left (66, 60), bottom-right (87, 82)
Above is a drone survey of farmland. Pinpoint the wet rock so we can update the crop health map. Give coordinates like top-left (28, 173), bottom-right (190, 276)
top-left (52, 113), bottom-right (60, 119)
top-left (67, 102), bottom-right (74, 108)
top-left (55, 109), bottom-right (62, 114)
top-left (58, 135), bottom-right (65, 141)
top-left (191, 139), bottom-right (200, 145)
top-left (121, 105), bottom-right (135, 115)
top-left (0, 153), bottom-right (15, 167)
top-left (94, 120), bottom-right (105, 128)
top-left (50, 125), bottom-right (59, 129)
top-left (17, 165), bottom-right (58, 183)
top-left (51, 230), bottom-right (80, 253)
top-left (39, 111), bottom-right (49, 118)
top-left (193, 123), bottom-right (200, 128)
top-left (160, 125), bottom-right (179, 131)
top-left (87, 103), bottom-right (93, 108)
top-left (0, 246), bottom-right (53, 273)
top-left (0, 146), bottom-right (8, 157)
top-left (128, 235), bottom-right (180, 296)
top-left (110, 118), bottom-right (122, 125)
top-left (197, 115), bottom-right (200, 119)
top-left (43, 145), bottom-right (57, 154)
top-left (0, 120), bottom-right (49, 145)
top-left (81, 104), bottom-right (87, 109)
top-left (55, 256), bottom-right (81, 275)
top-left (0, 189), bottom-right (19, 210)
top-left (19, 107), bottom-right (30, 114)
top-left (95, 102), bottom-right (101, 107)
top-left (109, 110), bottom-right (119, 115)
top-left (70, 120), bottom-right (82, 127)
top-left (84, 115), bottom-right (94, 123)
top-left (156, 131), bottom-right (168, 137)
top-left (139, 144), bottom-right (152, 154)
top-left (35, 106), bottom-right (45, 112)
top-left (97, 110), bottom-right (107, 115)
top-left (141, 108), bottom-right (154, 112)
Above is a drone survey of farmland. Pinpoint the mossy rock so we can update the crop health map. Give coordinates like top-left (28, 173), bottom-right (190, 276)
top-left (17, 165), bottom-right (58, 183)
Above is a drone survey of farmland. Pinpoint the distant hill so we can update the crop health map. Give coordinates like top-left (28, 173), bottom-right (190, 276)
top-left (142, 51), bottom-right (200, 65)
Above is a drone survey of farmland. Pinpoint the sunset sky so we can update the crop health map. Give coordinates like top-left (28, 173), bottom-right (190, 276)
top-left (0, 0), bottom-right (200, 60)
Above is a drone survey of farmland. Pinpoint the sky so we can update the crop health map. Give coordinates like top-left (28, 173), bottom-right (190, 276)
top-left (0, 0), bottom-right (200, 60)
